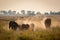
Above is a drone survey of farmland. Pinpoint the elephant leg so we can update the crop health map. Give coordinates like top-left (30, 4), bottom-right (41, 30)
top-left (9, 26), bottom-right (10, 29)
top-left (11, 26), bottom-right (14, 30)
top-left (13, 26), bottom-right (17, 30)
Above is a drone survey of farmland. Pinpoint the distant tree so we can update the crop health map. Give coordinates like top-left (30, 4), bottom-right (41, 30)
top-left (44, 12), bottom-right (49, 15)
top-left (1, 11), bottom-right (7, 15)
top-left (0, 11), bottom-right (4, 14)
top-left (36, 12), bottom-right (41, 15)
top-left (8, 10), bottom-right (12, 15)
top-left (27, 11), bottom-right (35, 16)
top-left (50, 11), bottom-right (60, 15)
top-left (58, 11), bottom-right (60, 13)
top-left (16, 12), bottom-right (20, 16)
top-left (12, 11), bottom-right (16, 15)
top-left (21, 10), bottom-right (25, 15)
top-left (50, 11), bottom-right (55, 15)
top-left (57, 11), bottom-right (60, 15)
top-left (8, 10), bottom-right (16, 16)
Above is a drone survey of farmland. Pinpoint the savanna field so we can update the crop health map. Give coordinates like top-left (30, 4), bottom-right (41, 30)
top-left (0, 16), bottom-right (60, 40)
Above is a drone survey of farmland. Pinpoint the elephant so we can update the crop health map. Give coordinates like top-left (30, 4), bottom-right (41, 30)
top-left (21, 24), bottom-right (29, 30)
top-left (9, 21), bottom-right (20, 30)
top-left (45, 18), bottom-right (51, 28)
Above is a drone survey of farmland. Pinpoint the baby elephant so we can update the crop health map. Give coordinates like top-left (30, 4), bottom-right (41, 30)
top-left (21, 24), bottom-right (29, 30)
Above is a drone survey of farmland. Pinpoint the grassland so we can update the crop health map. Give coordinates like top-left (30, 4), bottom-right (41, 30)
top-left (0, 25), bottom-right (60, 40)
top-left (0, 16), bottom-right (60, 40)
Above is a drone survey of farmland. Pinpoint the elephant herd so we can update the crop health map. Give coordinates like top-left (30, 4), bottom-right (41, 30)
top-left (9, 21), bottom-right (30, 30)
top-left (9, 18), bottom-right (51, 30)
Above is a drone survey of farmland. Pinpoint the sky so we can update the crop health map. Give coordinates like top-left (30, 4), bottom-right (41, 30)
top-left (0, 0), bottom-right (60, 13)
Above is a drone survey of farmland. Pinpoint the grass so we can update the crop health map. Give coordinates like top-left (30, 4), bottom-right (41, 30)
top-left (0, 23), bottom-right (60, 40)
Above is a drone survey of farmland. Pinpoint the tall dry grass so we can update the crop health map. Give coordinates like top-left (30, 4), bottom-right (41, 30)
top-left (0, 24), bottom-right (60, 40)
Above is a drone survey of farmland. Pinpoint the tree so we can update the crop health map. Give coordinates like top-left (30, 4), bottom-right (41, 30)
top-left (21, 10), bottom-right (25, 15)
top-left (8, 10), bottom-right (16, 16)
top-left (0, 10), bottom-right (8, 16)
top-left (36, 12), bottom-right (41, 15)
top-left (27, 11), bottom-right (35, 16)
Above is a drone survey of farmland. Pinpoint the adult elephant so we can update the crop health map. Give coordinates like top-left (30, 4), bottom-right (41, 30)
top-left (9, 21), bottom-right (20, 30)
top-left (45, 18), bottom-right (51, 28)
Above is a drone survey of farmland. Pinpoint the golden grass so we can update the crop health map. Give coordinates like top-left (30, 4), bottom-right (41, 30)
top-left (0, 16), bottom-right (60, 40)
top-left (0, 25), bottom-right (60, 40)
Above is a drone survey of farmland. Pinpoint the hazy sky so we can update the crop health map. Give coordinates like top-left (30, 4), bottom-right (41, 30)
top-left (0, 0), bottom-right (60, 13)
